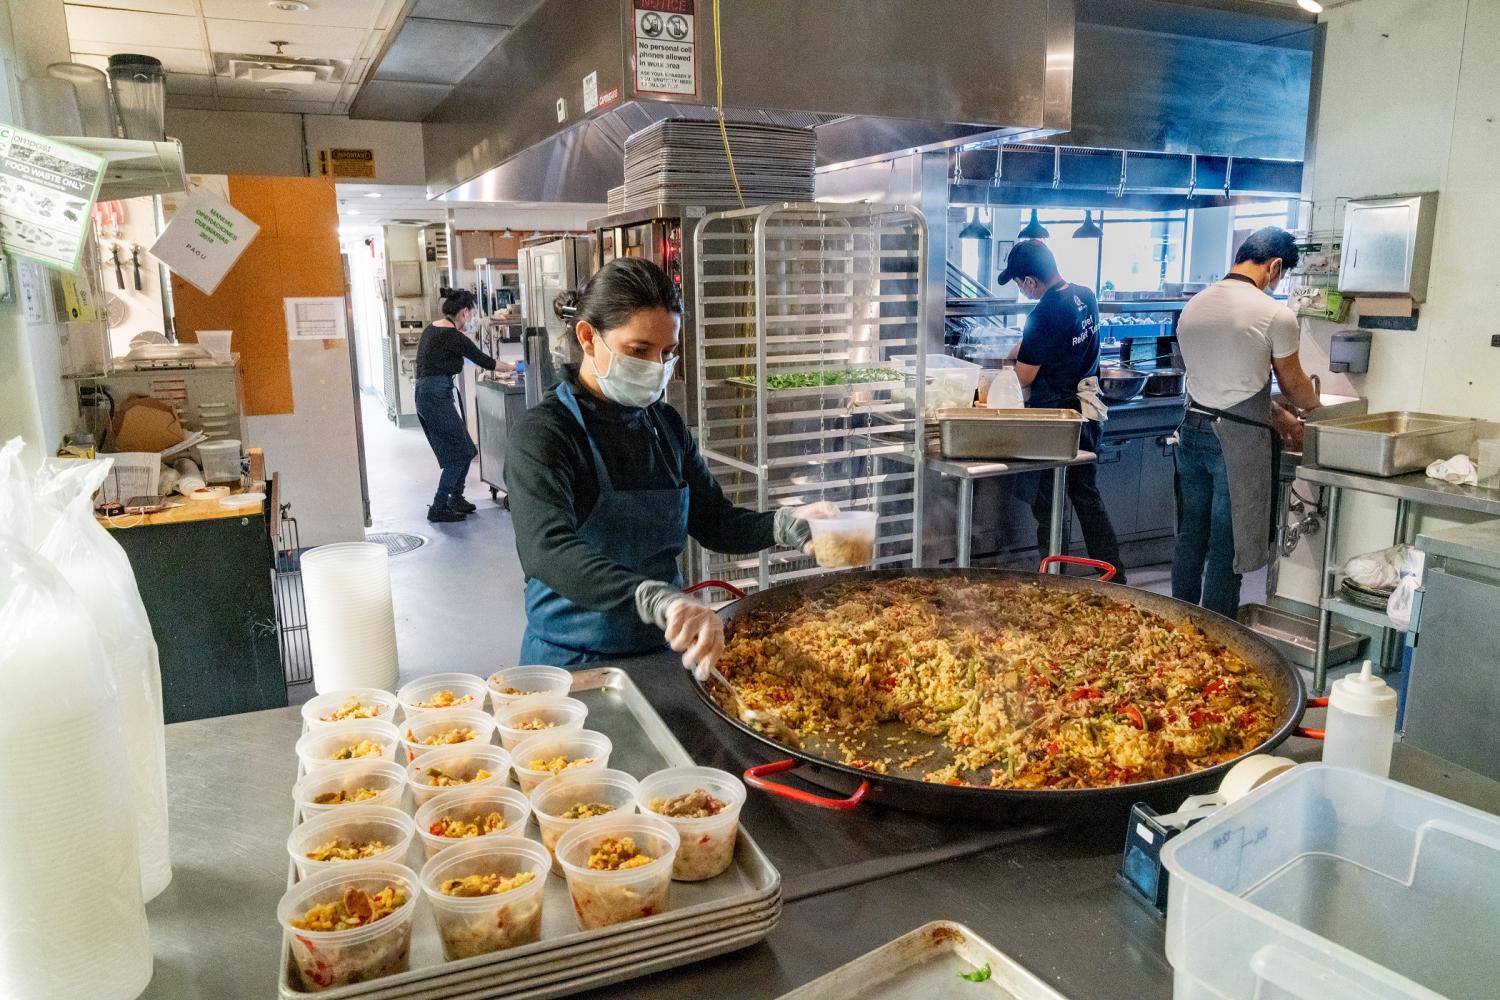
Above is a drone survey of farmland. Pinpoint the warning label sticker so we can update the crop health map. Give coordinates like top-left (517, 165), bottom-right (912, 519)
top-left (633, 0), bottom-right (696, 97)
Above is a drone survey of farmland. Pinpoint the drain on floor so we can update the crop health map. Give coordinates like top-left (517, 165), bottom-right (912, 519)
top-left (366, 531), bottom-right (427, 556)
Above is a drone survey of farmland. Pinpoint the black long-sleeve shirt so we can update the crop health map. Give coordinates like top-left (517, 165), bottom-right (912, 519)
top-left (415, 322), bottom-right (496, 377)
top-left (504, 372), bottom-right (775, 612)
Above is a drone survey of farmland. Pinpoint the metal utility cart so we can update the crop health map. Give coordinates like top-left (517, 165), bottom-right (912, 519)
top-left (691, 202), bottom-right (927, 591)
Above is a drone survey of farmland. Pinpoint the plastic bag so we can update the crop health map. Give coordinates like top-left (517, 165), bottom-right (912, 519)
top-left (0, 437), bottom-right (35, 545)
top-left (1387, 546), bottom-right (1426, 631)
top-left (36, 457), bottom-right (173, 900)
top-left (0, 533), bottom-right (153, 1000)
top-left (985, 369), bottom-right (1026, 410)
top-left (1343, 544), bottom-right (1408, 591)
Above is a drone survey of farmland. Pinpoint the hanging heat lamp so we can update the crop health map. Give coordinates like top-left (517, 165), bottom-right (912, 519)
top-left (1018, 208), bottom-right (1049, 239)
top-left (958, 208), bottom-right (992, 240)
top-left (1073, 210), bottom-right (1103, 239)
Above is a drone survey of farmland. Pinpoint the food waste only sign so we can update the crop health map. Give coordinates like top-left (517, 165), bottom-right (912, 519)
top-left (633, 0), bottom-right (697, 97)
top-left (149, 189), bottom-right (260, 295)
top-left (0, 125), bottom-right (105, 272)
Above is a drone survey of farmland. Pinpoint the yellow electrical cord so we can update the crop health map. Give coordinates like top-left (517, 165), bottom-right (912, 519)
top-left (712, 0), bottom-right (745, 209)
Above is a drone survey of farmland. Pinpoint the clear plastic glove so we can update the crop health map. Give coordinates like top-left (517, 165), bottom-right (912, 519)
top-left (775, 501), bottom-right (840, 554)
top-left (663, 598), bottom-right (724, 679)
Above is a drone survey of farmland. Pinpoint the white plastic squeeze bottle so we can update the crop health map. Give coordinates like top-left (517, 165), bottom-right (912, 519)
top-left (1322, 659), bottom-right (1398, 778)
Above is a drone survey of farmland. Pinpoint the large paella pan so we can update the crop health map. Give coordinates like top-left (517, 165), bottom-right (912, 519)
top-left (689, 560), bottom-right (1312, 821)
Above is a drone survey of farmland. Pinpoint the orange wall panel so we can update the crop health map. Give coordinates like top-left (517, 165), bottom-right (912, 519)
top-left (171, 176), bottom-right (343, 416)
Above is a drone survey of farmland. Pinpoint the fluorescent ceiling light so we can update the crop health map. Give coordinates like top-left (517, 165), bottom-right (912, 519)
top-left (346, 209), bottom-right (360, 216)
top-left (1297, 0), bottom-right (1323, 12)
top-left (364, 192), bottom-right (381, 198)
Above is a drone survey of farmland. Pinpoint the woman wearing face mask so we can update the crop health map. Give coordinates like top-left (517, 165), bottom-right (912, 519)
top-left (504, 258), bottom-right (829, 673)
top-left (415, 289), bottom-right (515, 523)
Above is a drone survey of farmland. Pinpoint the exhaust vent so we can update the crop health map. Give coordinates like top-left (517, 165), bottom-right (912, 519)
top-left (216, 52), bottom-right (347, 86)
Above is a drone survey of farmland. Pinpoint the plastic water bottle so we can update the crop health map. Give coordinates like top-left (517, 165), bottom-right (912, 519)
top-left (1322, 660), bottom-right (1398, 778)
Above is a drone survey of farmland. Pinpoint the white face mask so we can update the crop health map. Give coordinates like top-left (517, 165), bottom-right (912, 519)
top-left (588, 335), bottom-right (675, 408)
top-left (461, 311), bottom-right (478, 335)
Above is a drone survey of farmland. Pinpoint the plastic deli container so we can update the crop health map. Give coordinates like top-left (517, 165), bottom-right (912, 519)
top-left (419, 838), bottom-right (551, 960)
top-left (530, 769), bottom-right (641, 875)
top-left (493, 696), bottom-right (588, 752)
top-left (400, 709), bottom-right (496, 763)
top-left (510, 730), bottom-right (613, 796)
top-left (486, 665), bottom-right (574, 712)
top-left (286, 805), bottom-right (416, 880)
top-left (1162, 764), bottom-right (1500, 1000)
top-left (554, 814), bottom-right (680, 930)
top-left (296, 720), bottom-right (402, 773)
top-left (301, 688), bottom-right (399, 729)
top-left (197, 438), bottom-right (242, 484)
top-left (413, 786), bottom-right (532, 859)
top-left (405, 745), bottom-right (512, 808)
top-left (277, 860), bottom-right (420, 993)
top-left (396, 673), bottom-right (490, 718)
top-left (195, 330), bottom-right (232, 357)
top-left (808, 510), bottom-right (878, 568)
top-left (637, 766), bottom-right (746, 881)
top-left (294, 761), bottom-right (408, 820)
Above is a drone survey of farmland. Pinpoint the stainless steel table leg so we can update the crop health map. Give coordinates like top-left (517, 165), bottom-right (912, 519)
top-left (1313, 485), bottom-right (1342, 695)
top-left (1046, 465), bottom-right (1066, 573)
top-left (957, 478), bottom-right (974, 569)
top-left (1378, 497), bottom-right (1413, 673)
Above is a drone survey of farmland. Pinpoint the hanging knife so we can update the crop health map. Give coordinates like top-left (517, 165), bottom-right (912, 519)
top-left (110, 243), bottom-right (125, 289)
top-left (130, 244), bottom-right (143, 291)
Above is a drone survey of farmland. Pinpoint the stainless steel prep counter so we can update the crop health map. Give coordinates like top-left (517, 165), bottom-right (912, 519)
top-left (142, 652), bottom-right (1500, 999)
top-left (1296, 462), bottom-right (1500, 693)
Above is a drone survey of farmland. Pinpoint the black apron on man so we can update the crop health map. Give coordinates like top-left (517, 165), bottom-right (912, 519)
top-left (1183, 382), bottom-right (1280, 574)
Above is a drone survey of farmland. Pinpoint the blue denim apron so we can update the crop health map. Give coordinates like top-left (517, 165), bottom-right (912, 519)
top-left (518, 380), bottom-right (689, 667)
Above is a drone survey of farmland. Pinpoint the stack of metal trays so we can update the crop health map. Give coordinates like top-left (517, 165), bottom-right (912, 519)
top-left (278, 667), bottom-right (781, 999)
top-left (606, 184), bottom-right (626, 214)
top-left (620, 118), bottom-right (816, 212)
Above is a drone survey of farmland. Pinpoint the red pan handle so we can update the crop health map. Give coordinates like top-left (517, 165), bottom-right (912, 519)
top-left (744, 758), bottom-right (870, 811)
top-left (685, 580), bottom-right (748, 600)
top-left (1038, 555), bottom-right (1118, 581)
top-left (1296, 697), bottom-right (1328, 740)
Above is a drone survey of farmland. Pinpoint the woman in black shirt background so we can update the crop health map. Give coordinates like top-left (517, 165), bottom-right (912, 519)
top-left (414, 289), bottom-right (514, 522)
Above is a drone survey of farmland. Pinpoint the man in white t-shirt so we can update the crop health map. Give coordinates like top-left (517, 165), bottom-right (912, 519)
top-left (1171, 227), bottom-right (1321, 617)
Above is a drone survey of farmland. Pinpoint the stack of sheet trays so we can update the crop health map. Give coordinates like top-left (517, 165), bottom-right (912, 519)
top-left (620, 118), bottom-right (816, 212)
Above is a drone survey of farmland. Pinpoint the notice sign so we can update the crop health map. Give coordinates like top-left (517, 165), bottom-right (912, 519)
top-left (633, 0), bottom-right (696, 97)
top-left (0, 125), bottom-right (105, 271)
top-left (150, 189), bottom-right (260, 296)
top-left (318, 148), bottom-right (376, 180)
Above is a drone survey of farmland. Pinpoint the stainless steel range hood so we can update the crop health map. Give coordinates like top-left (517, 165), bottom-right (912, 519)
top-left (423, 0), bottom-right (1074, 203)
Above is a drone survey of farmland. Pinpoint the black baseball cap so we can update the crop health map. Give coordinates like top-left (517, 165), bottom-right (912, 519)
top-left (997, 239), bottom-right (1056, 285)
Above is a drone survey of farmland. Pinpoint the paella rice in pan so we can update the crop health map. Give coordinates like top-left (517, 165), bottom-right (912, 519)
top-left (718, 578), bottom-right (1281, 790)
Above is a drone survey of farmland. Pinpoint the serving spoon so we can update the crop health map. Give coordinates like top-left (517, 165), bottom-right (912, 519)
top-left (700, 663), bottom-right (801, 747)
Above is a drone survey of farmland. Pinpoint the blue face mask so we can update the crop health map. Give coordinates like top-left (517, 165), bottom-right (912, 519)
top-left (589, 336), bottom-right (676, 408)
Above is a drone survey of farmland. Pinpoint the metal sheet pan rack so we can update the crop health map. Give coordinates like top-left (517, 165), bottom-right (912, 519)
top-left (690, 203), bottom-right (927, 591)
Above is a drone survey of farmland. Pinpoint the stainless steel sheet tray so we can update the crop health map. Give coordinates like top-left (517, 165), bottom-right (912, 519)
top-left (1238, 603), bottom-right (1367, 670)
top-left (279, 667), bottom-right (781, 998)
top-left (937, 408), bottom-right (1082, 461)
top-left (1306, 410), bottom-right (1478, 477)
top-left (776, 920), bottom-right (1067, 999)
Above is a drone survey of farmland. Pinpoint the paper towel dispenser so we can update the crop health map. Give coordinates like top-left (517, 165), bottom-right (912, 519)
top-left (1337, 192), bottom-right (1438, 302)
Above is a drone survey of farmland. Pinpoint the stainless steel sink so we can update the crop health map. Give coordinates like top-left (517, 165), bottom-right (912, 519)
top-left (1277, 395), bottom-right (1368, 474)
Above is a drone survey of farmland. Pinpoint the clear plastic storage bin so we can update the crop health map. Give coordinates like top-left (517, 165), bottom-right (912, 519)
top-left (893, 353), bottom-right (981, 416)
top-left (1161, 764), bottom-right (1500, 1000)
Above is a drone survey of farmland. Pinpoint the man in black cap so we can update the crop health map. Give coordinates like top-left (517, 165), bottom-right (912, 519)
top-left (997, 239), bottom-right (1125, 581)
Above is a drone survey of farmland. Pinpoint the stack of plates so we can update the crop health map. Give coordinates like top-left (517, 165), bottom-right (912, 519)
top-left (620, 119), bottom-right (816, 213)
top-left (1340, 577), bottom-right (1395, 611)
